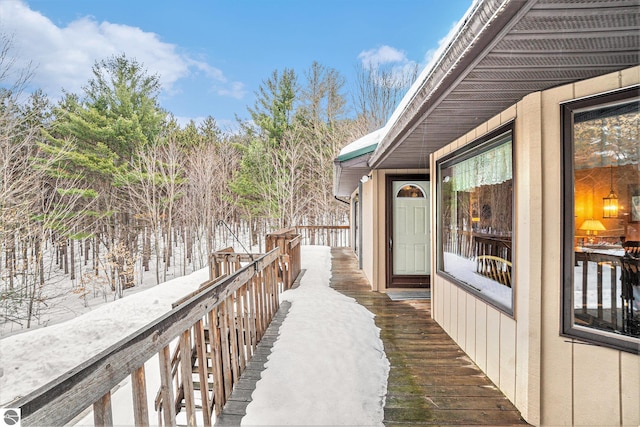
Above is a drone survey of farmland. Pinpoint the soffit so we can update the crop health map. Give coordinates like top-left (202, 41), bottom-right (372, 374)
top-left (370, 0), bottom-right (640, 169)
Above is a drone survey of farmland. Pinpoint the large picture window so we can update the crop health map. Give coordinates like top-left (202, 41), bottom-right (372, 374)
top-left (562, 86), bottom-right (640, 353)
top-left (437, 125), bottom-right (514, 314)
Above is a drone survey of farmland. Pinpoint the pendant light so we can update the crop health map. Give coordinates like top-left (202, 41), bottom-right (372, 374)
top-left (603, 164), bottom-right (618, 218)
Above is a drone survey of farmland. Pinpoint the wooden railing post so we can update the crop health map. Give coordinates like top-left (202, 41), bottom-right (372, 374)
top-left (179, 331), bottom-right (196, 426)
top-left (194, 320), bottom-right (212, 426)
top-left (131, 366), bottom-right (149, 427)
top-left (158, 345), bottom-right (177, 427)
top-left (219, 300), bottom-right (233, 401)
top-left (93, 392), bottom-right (113, 427)
top-left (207, 309), bottom-right (225, 415)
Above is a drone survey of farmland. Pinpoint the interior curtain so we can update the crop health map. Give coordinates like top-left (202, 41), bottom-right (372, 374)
top-left (452, 141), bottom-right (512, 192)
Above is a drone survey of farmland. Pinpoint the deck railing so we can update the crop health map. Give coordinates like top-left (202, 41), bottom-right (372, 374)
top-left (574, 250), bottom-right (623, 332)
top-left (266, 228), bottom-right (302, 290)
top-left (14, 233), bottom-right (302, 426)
top-left (295, 225), bottom-right (350, 247)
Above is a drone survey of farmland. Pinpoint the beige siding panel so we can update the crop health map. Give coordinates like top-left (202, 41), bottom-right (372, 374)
top-left (465, 292), bottom-right (477, 360)
top-left (573, 345), bottom-right (621, 426)
top-left (443, 279), bottom-right (451, 334)
top-left (620, 65), bottom-right (640, 87)
top-left (449, 284), bottom-right (459, 342)
top-left (621, 351), bottom-right (640, 425)
top-left (574, 72), bottom-right (620, 98)
top-left (436, 277), bottom-right (445, 324)
top-left (457, 287), bottom-right (467, 351)
top-left (539, 83), bottom-right (574, 427)
top-left (432, 276), bottom-right (439, 322)
top-left (374, 170), bottom-right (385, 291)
top-left (514, 91), bottom-right (543, 425)
top-left (361, 179), bottom-right (375, 286)
top-left (486, 306), bottom-right (501, 385)
top-left (499, 315), bottom-right (517, 404)
top-left (475, 299), bottom-right (488, 373)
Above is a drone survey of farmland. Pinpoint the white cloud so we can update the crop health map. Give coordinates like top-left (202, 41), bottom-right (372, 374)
top-left (216, 81), bottom-right (247, 100)
top-left (358, 45), bottom-right (418, 89)
top-left (358, 45), bottom-right (407, 70)
top-left (0, 0), bottom-right (244, 102)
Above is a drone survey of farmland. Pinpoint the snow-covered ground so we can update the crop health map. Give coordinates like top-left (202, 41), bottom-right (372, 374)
top-left (0, 268), bottom-right (208, 406)
top-left (443, 251), bottom-right (512, 310)
top-left (0, 246), bottom-right (389, 426)
top-left (243, 246), bottom-right (389, 426)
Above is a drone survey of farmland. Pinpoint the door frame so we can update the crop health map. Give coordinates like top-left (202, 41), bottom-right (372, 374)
top-left (385, 174), bottom-right (431, 288)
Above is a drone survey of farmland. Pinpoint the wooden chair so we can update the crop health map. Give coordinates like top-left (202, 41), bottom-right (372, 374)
top-left (620, 254), bottom-right (640, 336)
top-left (622, 240), bottom-right (640, 259)
top-left (476, 255), bottom-right (512, 288)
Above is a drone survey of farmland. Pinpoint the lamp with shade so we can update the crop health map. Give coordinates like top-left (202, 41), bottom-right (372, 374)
top-left (579, 219), bottom-right (606, 244)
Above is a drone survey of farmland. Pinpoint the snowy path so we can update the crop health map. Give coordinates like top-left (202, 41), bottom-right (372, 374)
top-left (242, 246), bottom-right (389, 426)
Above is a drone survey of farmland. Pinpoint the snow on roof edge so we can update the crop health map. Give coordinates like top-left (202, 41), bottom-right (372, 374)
top-left (337, 127), bottom-right (385, 158)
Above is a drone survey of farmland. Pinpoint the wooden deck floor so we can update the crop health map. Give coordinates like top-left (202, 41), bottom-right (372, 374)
top-left (330, 247), bottom-right (528, 426)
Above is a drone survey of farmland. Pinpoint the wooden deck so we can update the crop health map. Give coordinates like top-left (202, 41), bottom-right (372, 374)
top-left (330, 247), bottom-right (528, 426)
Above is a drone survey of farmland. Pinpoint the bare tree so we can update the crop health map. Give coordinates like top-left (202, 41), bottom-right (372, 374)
top-left (353, 61), bottom-right (418, 131)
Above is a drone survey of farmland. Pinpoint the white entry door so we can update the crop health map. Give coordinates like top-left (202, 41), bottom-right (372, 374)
top-left (389, 180), bottom-right (430, 287)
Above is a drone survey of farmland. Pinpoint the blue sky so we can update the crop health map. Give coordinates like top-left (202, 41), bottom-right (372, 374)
top-left (1, 0), bottom-right (473, 131)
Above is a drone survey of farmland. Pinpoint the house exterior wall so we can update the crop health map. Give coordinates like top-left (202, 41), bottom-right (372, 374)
top-left (353, 168), bottom-right (429, 291)
top-left (374, 169), bottom-right (429, 291)
top-left (430, 66), bottom-right (640, 426)
top-left (359, 178), bottom-right (375, 288)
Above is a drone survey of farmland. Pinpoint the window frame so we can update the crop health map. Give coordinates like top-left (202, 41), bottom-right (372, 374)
top-left (561, 85), bottom-right (640, 353)
top-left (435, 122), bottom-right (516, 316)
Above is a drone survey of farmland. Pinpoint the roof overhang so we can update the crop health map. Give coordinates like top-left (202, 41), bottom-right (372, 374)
top-left (333, 129), bottom-right (382, 197)
top-left (367, 0), bottom-right (640, 169)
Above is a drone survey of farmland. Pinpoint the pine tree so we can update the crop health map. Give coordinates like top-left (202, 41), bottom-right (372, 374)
top-left (49, 54), bottom-right (167, 292)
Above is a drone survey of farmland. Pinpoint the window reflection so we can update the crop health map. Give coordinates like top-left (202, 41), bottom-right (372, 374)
top-left (572, 97), bottom-right (640, 339)
top-left (396, 184), bottom-right (426, 198)
top-left (438, 130), bottom-right (514, 312)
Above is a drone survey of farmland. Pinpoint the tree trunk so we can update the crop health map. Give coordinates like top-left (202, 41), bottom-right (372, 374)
top-left (94, 235), bottom-right (100, 276)
top-left (63, 238), bottom-right (69, 275)
top-left (6, 233), bottom-right (14, 290)
top-left (143, 227), bottom-right (150, 272)
top-left (70, 237), bottom-right (75, 281)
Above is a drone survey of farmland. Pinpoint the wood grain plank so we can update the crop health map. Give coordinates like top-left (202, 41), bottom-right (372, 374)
top-left (194, 320), bottom-right (212, 426)
top-left (179, 331), bottom-right (196, 426)
top-left (131, 365), bottom-right (149, 427)
top-left (93, 392), bottom-right (113, 427)
top-left (158, 345), bottom-right (177, 427)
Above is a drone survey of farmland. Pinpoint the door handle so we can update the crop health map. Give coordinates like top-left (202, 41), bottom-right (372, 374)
top-left (389, 238), bottom-right (393, 251)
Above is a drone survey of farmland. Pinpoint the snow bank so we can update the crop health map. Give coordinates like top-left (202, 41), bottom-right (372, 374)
top-left (0, 268), bottom-right (208, 405)
top-left (242, 246), bottom-right (389, 426)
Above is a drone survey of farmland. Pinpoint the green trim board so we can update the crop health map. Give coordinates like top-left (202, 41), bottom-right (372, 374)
top-left (336, 142), bottom-right (378, 163)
